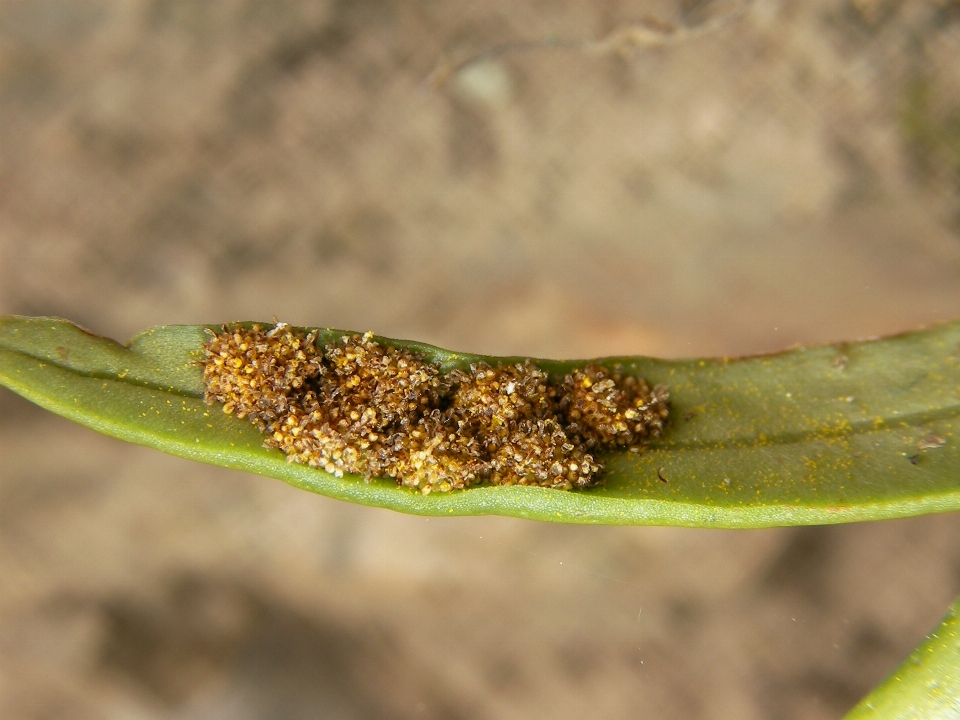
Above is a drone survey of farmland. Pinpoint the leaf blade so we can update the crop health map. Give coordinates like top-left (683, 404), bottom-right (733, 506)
top-left (845, 594), bottom-right (960, 720)
top-left (2, 315), bottom-right (959, 527)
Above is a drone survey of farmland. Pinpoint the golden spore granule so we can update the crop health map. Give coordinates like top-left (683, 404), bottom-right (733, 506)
top-left (446, 361), bottom-right (598, 489)
top-left (203, 323), bottom-right (669, 493)
top-left (202, 323), bottom-right (322, 427)
top-left (559, 365), bottom-right (670, 449)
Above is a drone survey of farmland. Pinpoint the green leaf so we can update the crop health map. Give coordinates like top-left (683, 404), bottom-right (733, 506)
top-left (1, 315), bottom-right (959, 527)
top-left (845, 593), bottom-right (960, 719)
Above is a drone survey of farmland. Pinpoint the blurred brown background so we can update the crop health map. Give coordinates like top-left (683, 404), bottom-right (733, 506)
top-left (2, 1), bottom-right (960, 718)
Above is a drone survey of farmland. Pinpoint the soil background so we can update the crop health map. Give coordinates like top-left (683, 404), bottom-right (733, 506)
top-left (3, 1), bottom-right (960, 718)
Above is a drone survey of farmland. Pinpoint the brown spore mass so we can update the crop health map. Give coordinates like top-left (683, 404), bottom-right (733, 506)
top-left (203, 324), bottom-right (669, 493)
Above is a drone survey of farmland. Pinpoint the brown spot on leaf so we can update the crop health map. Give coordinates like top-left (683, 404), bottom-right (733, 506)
top-left (918, 434), bottom-right (946, 451)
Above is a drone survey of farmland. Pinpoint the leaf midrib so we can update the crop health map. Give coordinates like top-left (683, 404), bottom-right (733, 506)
top-left (0, 346), bottom-right (205, 399)
top-left (7, 343), bottom-right (958, 459)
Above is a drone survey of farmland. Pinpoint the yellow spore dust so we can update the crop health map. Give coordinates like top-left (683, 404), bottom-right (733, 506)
top-left (203, 324), bottom-right (669, 494)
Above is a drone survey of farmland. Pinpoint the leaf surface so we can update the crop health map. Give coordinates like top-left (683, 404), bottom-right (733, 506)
top-left (2, 315), bottom-right (960, 527)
